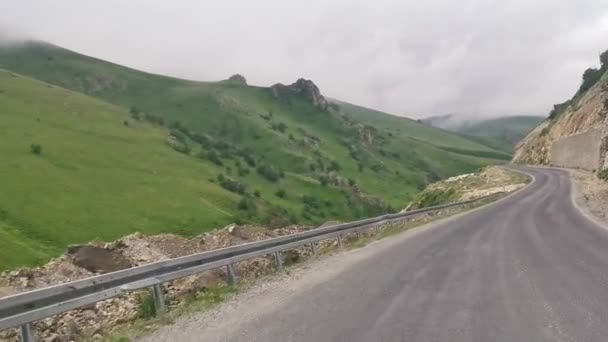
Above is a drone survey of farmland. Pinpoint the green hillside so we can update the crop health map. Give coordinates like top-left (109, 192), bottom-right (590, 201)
top-left (0, 41), bottom-right (508, 270)
top-left (458, 116), bottom-right (544, 152)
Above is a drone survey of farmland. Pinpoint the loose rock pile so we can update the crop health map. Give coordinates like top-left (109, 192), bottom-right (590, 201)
top-left (0, 224), bottom-right (308, 341)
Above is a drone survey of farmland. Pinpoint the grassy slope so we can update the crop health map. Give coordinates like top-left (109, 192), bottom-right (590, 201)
top-left (0, 70), bottom-right (245, 269)
top-left (0, 42), bottom-right (509, 270)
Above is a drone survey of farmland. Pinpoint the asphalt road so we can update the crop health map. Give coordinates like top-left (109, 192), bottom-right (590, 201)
top-left (147, 167), bottom-right (608, 342)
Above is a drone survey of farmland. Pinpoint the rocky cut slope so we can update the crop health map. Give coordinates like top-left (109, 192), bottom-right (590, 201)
top-left (513, 51), bottom-right (608, 171)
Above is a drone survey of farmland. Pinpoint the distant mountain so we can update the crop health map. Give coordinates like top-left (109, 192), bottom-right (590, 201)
top-left (421, 114), bottom-right (544, 153)
top-left (0, 41), bottom-right (509, 270)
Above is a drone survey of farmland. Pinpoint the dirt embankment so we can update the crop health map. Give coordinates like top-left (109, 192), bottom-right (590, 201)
top-left (0, 225), bottom-right (313, 342)
top-left (406, 166), bottom-right (529, 210)
top-left (573, 171), bottom-right (608, 224)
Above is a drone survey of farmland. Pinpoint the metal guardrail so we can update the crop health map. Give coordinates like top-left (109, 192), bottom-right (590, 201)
top-left (0, 192), bottom-right (504, 341)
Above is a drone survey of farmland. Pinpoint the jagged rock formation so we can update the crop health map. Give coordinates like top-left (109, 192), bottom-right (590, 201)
top-left (271, 78), bottom-right (329, 110)
top-left (514, 52), bottom-right (608, 172)
top-left (227, 74), bottom-right (247, 85)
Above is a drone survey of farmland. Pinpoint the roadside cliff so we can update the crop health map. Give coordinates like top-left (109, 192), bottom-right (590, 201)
top-left (513, 51), bottom-right (608, 172)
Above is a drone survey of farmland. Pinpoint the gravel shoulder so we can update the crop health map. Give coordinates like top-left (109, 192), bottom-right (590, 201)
top-left (571, 170), bottom-right (608, 225)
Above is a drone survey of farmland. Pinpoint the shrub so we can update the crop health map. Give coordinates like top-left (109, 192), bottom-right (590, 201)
top-left (328, 161), bottom-right (341, 172)
top-left (319, 175), bottom-right (329, 186)
top-left (129, 106), bottom-right (141, 120)
top-left (242, 153), bottom-right (256, 167)
top-left (172, 143), bottom-right (191, 154)
top-left (599, 169), bottom-right (608, 181)
top-left (271, 122), bottom-right (288, 133)
top-left (136, 291), bottom-right (157, 319)
top-left (204, 150), bottom-right (223, 166)
top-left (254, 190), bottom-right (261, 197)
top-left (169, 129), bottom-right (188, 144)
top-left (301, 195), bottom-right (321, 208)
top-left (275, 189), bottom-right (287, 198)
top-left (549, 100), bottom-right (571, 119)
top-left (30, 144), bottom-right (42, 155)
top-left (237, 166), bottom-right (250, 177)
top-left (217, 174), bottom-right (247, 194)
top-left (257, 164), bottom-right (280, 182)
top-left (143, 113), bottom-right (164, 126)
top-left (578, 68), bottom-right (603, 94)
top-left (237, 197), bottom-right (256, 211)
top-left (129, 106), bottom-right (140, 115)
top-left (348, 178), bottom-right (356, 187)
top-left (371, 163), bottom-right (384, 173)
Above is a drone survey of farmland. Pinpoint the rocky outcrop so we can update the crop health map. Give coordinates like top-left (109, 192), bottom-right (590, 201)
top-left (271, 78), bottom-right (329, 110)
top-left (227, 74), bottom-right (247, 85)
top-left (514, 53), bottom-right (608, 172)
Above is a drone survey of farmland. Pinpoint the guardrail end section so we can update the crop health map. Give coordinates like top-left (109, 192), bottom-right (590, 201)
top-left (20, 322), bottom-right (35, 342)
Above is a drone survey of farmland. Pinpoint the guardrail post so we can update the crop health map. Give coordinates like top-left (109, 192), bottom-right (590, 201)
top-left (310, 242), bottom-right (318, 256)
top-left (273, 251), bottom-right (283, 272)
top-left (356, 230), bottom-right (362, 239)
top-left (20, 322), bottom-right (34, 342)
top-left (152, 283), bottom-right (165, 313)
top-left (226, 263), bottom-right (237, 285)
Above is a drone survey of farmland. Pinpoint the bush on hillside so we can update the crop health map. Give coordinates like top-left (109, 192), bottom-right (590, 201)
top-left (237, 166), bottom-right (250, 177)
top-left (169, 129), bottom-right (188, 144)
top-left (327, 161), bottom-right (341, 172)
top-left (257, 164), bottom-right (280, 182)
top-left (30, 144), bottom-right (42, 155)
top-left (548, 100), bottom-right (572, 120)
top-left (129, 106), bottom-right (141, 120)
top-left (143, 113), bottom-right (165, 126)
top-left (599, 169), bottom-right (608, 181)
top-left (275, 189), bottom-right (287, 198)
top-left (171, 142), bottom-right (191, 155)
top-left (237, 197), bottom-right (256, 211)
top-left (318, 175), bottom-right (329, 186)
top-left (578, 68), bottom-right (603, 94)
top-left (271, 122), bottom-right (288, 133)
top-left (241, 152), bottom-right (256, 167)
top-left (217, 174), bottom-right (247, 194)
top-left (203, 150), bottom-right (223, 166)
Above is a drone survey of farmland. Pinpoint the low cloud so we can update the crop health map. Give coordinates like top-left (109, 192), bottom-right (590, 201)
top-left (2, 0), bottom-right (608, 118)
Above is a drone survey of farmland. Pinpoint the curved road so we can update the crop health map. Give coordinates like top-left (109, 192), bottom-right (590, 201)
top-left (148, 167), bottom-right (608, 341)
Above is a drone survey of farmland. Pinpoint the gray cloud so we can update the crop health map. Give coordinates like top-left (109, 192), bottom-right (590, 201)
top-left (2, 0), bottom-right (608, 118)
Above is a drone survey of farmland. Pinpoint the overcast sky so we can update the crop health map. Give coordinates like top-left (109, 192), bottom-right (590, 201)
top-left (2, 0), bottom-right (608, 118)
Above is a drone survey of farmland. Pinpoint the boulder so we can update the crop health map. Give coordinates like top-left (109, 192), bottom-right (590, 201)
top-left (227, 74), bottom-right (247, 85)
top-left (271, 78), bottom-right (329, 110)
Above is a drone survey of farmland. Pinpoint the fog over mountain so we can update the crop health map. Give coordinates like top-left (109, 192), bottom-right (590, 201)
top-left (2, 0), bottom-right (608, 118)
